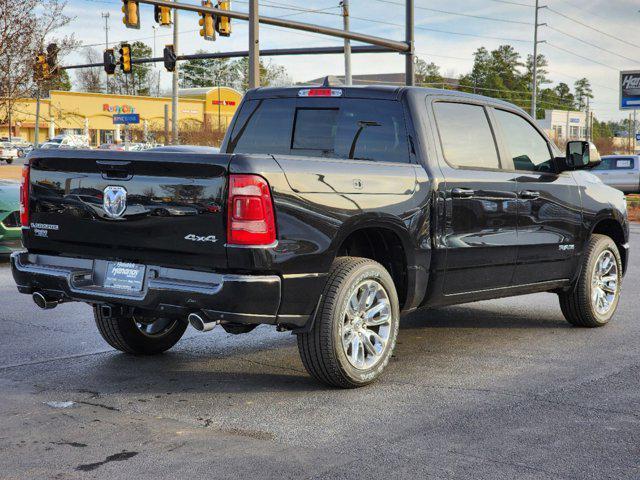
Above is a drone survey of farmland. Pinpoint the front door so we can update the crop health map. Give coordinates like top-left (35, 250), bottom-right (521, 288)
top-left (432, 101), bottom-right (519, 295)
top-left (491, 108), bottom-right (582, 284)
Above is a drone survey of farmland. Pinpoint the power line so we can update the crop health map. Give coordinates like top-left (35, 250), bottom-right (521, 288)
top-left (370, 0), bottom-right (533, 25)
top-left (544, 25), bottom-right (638, 64)
top-left (485, 0), bottom-right (534, 7)
top-left (545, 42), bottom-right (620, 72)
top-left (546, 6), bottom-right (640, 51)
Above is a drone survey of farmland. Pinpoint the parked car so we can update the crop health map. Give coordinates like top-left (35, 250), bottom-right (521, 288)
top-left (0, 180), bottom-right (21, 256)
top-left (0, 142), bottom-right (18, 164)
top-left (590, 155), bottom-right (640, 194)
top-left (10, 86), bottom-right (629, 388)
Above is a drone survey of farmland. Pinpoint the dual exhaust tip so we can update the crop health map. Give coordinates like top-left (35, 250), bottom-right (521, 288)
top-left (32, 292), bottom-right (58, 310)
top-left (188, 312), bottom-right (218, 332)
top-left (33, 293), bottom-right (216, 333)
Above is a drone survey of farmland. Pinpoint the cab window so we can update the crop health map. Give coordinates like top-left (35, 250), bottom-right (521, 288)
top-left (494, 109), bottom-right (553, 173)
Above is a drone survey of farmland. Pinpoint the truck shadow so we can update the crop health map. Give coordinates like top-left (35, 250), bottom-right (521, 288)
top-left (16, 301), bottom-right (573, 397)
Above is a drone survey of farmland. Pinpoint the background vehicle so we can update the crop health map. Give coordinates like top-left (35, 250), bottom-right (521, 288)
top-left (10, 86), bottom-right (629, 388)
top-left (0, 180), bottom-right (21, 256)
top-left (590, 155), bottom-right (640, 193)
top-left (0, 143), bottom-right (18, 164)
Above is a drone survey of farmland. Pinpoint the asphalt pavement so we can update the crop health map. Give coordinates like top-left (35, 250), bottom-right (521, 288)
top-left (1, 227), bottom-right (639, 479)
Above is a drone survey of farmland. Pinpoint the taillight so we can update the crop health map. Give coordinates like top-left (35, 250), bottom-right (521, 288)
top-left (227, 174), bottom-right (276, 246)
top-left (20, 164), bottom-right (30, 227)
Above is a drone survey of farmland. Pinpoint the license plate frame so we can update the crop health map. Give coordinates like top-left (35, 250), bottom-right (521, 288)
top-left (104, 262), bottom-right (146, 292)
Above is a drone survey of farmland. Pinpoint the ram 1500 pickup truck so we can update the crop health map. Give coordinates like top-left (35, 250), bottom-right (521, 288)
top-left (11, 85), bottom-right (629, 388)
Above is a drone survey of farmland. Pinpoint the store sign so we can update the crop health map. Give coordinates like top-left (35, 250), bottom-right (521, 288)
top-left (212, 100), bottom-right (236, 106)
top-left (569, 118), bottom-right (580, 123)
top-left (620, 70), bottom-right (640, 110)
top-left (113, 114), bottom-right (140, 125)
top-left (103, 103), bottom-right (137, 114)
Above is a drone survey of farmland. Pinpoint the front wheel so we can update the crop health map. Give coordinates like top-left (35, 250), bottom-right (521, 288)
top-left (94, 306), bottom-right (187, 354)
top-left (558, 234), bottom-right (622, 327)
top-left (297, 257), bottom-right (400, 388)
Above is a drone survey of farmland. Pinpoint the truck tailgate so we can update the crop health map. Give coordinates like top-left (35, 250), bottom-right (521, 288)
top-left (26, 151), bottom-right (231, 270)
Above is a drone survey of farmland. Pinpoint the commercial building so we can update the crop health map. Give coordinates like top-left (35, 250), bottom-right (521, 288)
top-left (536, 109), bottom-right (587, 142)
top-left (0, 87), bottom-right (242, 145)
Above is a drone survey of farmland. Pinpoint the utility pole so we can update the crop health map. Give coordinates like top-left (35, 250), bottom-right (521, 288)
top-left (634, 109), bottom-right (638, 153)
top-left (34, 88), bottom-right (41, 146)
top-left (586, 96), bottom-right (590, 141)
top-left (171, 4), bottom-right (179, 144)
top-left (341, 0), bottom-right (352, 86)
top-left (531, 1), bottom-right (547, 118)
top-left (405, 0), bottom-right (414, 86)
top-left (102, 12), bottom-right (110, 94)
top-left (248, 0), bottom-right (259, 88)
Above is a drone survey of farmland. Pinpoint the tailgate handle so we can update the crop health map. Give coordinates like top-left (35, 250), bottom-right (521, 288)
top-left (96, 160), bottom-right (133, 180)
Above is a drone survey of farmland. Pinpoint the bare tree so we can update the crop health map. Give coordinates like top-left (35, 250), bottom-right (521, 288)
top-left (75, 48), bottom-right (104, 93)
top-left (0, 0), bottom-right (77, 140)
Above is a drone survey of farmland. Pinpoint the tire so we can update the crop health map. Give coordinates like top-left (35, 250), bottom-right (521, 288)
top-left (94, 306), bottom-right (187, 355)
top-left (297, 257), bottom-right (400, 388)
top-left (558, 234), bottom-right (622, 327)
top-left (5, 158), bottom-right (12, 165)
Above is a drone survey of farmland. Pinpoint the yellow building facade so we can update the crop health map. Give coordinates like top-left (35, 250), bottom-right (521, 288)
top-left (2, 87), bottom-right (242, 145)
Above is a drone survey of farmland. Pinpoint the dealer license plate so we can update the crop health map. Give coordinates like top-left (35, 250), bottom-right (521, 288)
top-left (104, 262), bottom-right (146, 292)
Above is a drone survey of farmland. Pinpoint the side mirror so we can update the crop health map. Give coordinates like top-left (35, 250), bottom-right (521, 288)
top-left (560, 141), bottom-right (602, 171)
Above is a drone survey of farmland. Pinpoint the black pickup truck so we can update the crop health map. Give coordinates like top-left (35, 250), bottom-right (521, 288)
top-left (12, 85), bottom-right (629, 388)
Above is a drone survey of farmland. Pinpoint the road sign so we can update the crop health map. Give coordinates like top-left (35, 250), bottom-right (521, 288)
top-left (620, 71), bottom-right (640, 110)
top-left (113, 113), bottom-right (140, 125)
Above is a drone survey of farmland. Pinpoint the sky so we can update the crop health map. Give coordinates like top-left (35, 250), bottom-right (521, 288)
top-left (57, 0), bottom-right (640, 121)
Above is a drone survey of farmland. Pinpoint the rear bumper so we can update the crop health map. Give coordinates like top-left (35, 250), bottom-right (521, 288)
top-left (10, 252), bottom-right (281, 324)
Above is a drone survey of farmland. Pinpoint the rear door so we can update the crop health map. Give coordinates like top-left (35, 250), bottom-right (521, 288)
top-left (432, 100), bottom-right (519, 295)
top-left (27, 151), bottom-right (230, 269)
top-left (491, 107), bottom-right (582, 284)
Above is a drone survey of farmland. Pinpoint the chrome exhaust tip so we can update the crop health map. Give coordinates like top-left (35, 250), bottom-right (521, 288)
top-left (32, 292), bottom-right (58, 310)
top-left (188, 312), bottom-right (217, 332)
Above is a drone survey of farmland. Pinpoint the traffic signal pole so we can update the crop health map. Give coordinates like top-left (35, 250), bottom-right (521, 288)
top-left (248, 0), bottom-right (259, 88)
top-left (172, 3), bottom-right (179, 143)
top-left (342, 0), bottom-right (352, 86)
top-left (405, 0), bottom-right (414, 86)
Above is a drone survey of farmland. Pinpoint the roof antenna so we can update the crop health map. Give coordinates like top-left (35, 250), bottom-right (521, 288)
top-left (321, 75), bottom-right (344, 87)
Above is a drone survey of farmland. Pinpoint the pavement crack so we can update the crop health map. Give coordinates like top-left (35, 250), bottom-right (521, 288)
top-left (75, 451), bottom-right (138, 472)
top-left (0, 349), bottom-right (113, 371)
top-left (76, 400), bottom-right (120, 412)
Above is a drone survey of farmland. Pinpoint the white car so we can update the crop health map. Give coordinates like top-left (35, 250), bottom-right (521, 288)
top-left (590, 155), bottom-right (640, 194)
top-left (0, 143), bottom-right (18, 164)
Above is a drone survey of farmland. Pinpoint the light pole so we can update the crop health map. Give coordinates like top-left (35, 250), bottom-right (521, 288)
top-left (171, 4), bottom-right (179, 143)
top-left (341, 0), bottom-right (352, 85)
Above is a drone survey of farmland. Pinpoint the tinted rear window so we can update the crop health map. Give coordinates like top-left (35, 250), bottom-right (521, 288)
top-left (227, 98), bottom-right (411, 163)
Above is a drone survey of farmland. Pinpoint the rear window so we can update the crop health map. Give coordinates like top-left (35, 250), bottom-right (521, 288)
top-left (227, 98), bottom-right (411, 163)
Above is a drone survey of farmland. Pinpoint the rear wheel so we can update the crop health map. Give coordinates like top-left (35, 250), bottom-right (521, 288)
top-left (297, 257), bottom-right (400, 388)
top-left (5, 158), bottom-right (12, 165)
top-left (558, 234), bottom-right (622, 327)
top-left (94, 306), bottom-right (187, 354)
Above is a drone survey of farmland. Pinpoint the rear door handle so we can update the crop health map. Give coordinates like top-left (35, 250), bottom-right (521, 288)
top-left (519, 190), bottom-right (540, 199)
top-left (451, 188), bottom-right (475, 198)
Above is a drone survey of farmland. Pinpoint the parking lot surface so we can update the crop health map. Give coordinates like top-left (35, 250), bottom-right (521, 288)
top-left (1, 226), bottom-right (639, 479)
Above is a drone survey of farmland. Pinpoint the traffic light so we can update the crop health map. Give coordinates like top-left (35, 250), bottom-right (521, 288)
top-left (216, 0), bottom-right (231, 37)
top-left (122, 0), bottom-right (140, 29)
top-left (33, 53), bottom-right (49, 82)
top-left (46, 43), bottom-right (60, 76)
top-left (119, 43), bottom-right (132, 74)
top-left (163, 45), bottom-right (177, 72)
top-left (199, 0), bottom-right (215, 41)
top-left (154, 5), bottom-right (171, 26)
top-left (103, 49), bottom-right (117, 75)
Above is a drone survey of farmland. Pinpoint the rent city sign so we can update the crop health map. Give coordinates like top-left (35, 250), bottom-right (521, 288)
top-left (620, 70), bottom-right (640, 110)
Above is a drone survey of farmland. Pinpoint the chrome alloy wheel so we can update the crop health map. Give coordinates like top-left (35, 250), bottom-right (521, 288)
top-left (341, 279), bottom-right (393, 370)
top-left (134, 317), bottom-right (178, 338)
top-left (591, 249), bottom-right (619, 315)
